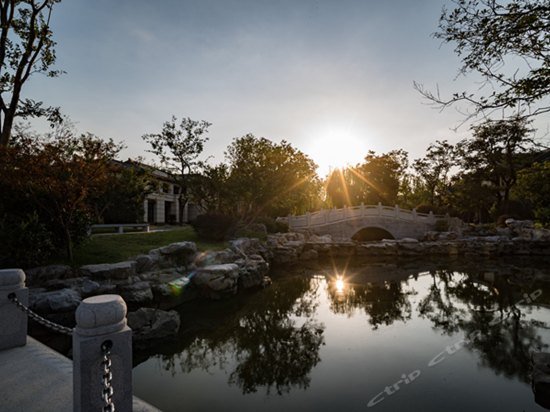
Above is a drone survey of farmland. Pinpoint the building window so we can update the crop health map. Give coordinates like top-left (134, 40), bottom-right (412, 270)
top-left (174, 185), bottom-right (180, 194)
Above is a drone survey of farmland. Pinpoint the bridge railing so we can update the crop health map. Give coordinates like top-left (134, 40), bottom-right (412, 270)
top-left (284, 203), bottom-right (449, 229)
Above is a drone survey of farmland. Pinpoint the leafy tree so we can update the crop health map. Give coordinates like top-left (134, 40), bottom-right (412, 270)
top-left (456, 116), bottom-right (534, 210)
top-left (0, 131), bottom-right (121, 262)
top-left (514, 161), bottom-right (550, 224)
top-left (415, 0), bottom-right (550, 120)
top-left (0, 0), bottom-right (63, 146)
top-left (224, 134), bottom-right (320, 219)
top-left (142, 116), bottom-right (211, 223)
top-left (413, 140), bottom-right (457, 208)
top-left (90, 161), bottom-right (153, 224)
top-left (326, 150), bottom-right (409, 207)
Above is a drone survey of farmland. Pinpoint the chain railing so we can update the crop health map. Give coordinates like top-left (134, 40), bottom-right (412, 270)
top-left (8, 292), bottom-right (73, 336)
top-left (101, 340), bottom-right (115, 412)
top-left (7, 292), bottom-right (117, 411)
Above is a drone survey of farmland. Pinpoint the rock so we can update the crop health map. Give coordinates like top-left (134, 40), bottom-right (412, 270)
top-left (159, 241), bottom-right (197, 256)
top-left (299, 249), bottom-right (318, 261)
top-left (194, 249), bottom-right (237, 267)
top-left (127, 308), bottom-right (180, 341)
top-left (399, 238), bottom-right (419, 243)
top-left (118, 281), bottom-right (153, 305)
top-left (238, 256), bottom-right (270, 289)
top-left (80, 261), bottom-right (136, 280)
top-left (25, 265), bottom-right (73, 286)
top-left (135, 254), bottom-right (158, 273)
top-left (230, 238), bottom-right (265, 256)
top-left (307, 234), bottom-right (332, 243)
top-left (193, 264), bottom-right (240, 299)
top-left (156, 242), bottom-right (197, 267)
top-left (79, 278), bottom-right (101, 297)
top-left (30, 288), bottom-right (81, 313)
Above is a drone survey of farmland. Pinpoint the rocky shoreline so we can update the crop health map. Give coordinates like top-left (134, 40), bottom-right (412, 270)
top-left (22, 219), bottom-right (550, 342)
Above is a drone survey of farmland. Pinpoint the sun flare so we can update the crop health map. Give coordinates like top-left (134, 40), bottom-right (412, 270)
top-left (305, 128), bottom-right (368, 178)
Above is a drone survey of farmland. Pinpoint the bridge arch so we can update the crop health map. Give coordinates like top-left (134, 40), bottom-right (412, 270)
top-left (351, 227), bottom-right (395, 242)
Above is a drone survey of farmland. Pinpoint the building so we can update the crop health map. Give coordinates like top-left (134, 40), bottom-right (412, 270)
top-left (142, 167), bottom-right (204, 225)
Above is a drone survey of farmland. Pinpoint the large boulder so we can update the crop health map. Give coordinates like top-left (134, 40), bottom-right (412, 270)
top-left (238, 255), bottom-right (270, 289)
top-left (134, 254), bottom-right (159, 273)
top-left (80, 261), bottom-right (136, 280)
top-left (194, 248), bottom-right (237, 267)
top-left (25, 265), bottom-right (73, 286)
top-left (127, 308), bottom-right (180, 341)
top-left (193, 263), bottom-right (240, 299)
top-left (30, 288), bottom-right (81, 313)
top-left (118, 281), bottom-right (153, 305)
top-left (151, 241), bottom-right (197, 268)
top-left (230, 238), bottom-right (266, 257)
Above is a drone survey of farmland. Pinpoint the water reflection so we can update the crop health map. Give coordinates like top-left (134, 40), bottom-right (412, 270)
top-left (152, 276), bottom-right (325, 395)
top-left (326, 273), bottom-right (414, 329)
top-left (323, 259), bottom-right (550, 384)
top-left (134, 257), bottom-right (550, 411)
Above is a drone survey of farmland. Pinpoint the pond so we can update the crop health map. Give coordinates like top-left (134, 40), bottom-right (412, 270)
top-left (133, 257), bottom-right (550, 411)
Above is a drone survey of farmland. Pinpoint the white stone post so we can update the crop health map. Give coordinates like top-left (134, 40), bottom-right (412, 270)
top-left (412, 208), bottom-right (418, 222)
top-left (0, 269), bottom-right (28, 350)
top-left (306, 212), bottom-right (311, 227)
top-left (377, 202), bottom-right (382, 216)
top-left (287, 214), bottom-right (292, 230)
top-left (394, 204), bottom-right (400, 217)
top-left (73, 295), bottom-right (132, 412)
top-left (360, 202), bottom-right (365, 217)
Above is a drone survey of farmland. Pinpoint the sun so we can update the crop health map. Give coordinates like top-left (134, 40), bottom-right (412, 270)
top-left (305, 127), bottom-right (368, 178)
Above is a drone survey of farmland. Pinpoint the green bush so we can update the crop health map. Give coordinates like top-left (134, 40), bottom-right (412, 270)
top-left (416, 204), bottom-right (443, 214)
top-left (191, 213), bottom-right (236, 241)
top-left (255, 216), bottom-right (289, 233)
top-left (0, 213), bottom-right (55, 268)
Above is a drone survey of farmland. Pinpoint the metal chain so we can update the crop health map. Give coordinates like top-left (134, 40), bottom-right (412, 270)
top-left (7, 293), bottom-right (73, 336)
top-left (101, 340), bottom-right (115, 412)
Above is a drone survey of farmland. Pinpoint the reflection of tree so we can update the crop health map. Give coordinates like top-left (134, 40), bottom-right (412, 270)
top-left (418, 270), bottom-right (466, 335)
top-left (419, 265), bottom-right (550, 383)
top-left (158, 276), bottom-right (325, 395)
top-left (327, 279), bottom-right (413, 329)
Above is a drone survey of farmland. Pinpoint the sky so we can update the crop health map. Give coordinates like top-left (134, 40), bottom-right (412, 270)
top-left (24, 0), bottom-right (549, 177)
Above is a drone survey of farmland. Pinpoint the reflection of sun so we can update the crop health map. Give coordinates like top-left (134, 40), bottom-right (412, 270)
top-left (335, 276), bottom-right (345, 294)
top-left (306, 128), bottom-right (368, 178)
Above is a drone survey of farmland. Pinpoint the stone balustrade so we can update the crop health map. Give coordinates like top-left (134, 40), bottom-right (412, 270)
top-left (0, 268), bottom-right (135, 412)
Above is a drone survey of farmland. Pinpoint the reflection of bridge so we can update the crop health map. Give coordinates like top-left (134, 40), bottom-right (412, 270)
top-left (282, 204), bottom-right (461, 240)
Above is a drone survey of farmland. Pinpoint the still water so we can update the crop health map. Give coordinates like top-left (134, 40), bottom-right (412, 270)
top-left (133, 258), bottom-right (550, 411)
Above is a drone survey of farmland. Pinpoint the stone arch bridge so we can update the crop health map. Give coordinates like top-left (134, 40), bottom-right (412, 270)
top-left (279, 204), bottom-right (462, 240)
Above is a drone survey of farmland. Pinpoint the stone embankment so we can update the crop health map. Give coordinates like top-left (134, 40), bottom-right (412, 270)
top-left (23, 219), bottom-right (550, 340)
top-left (25, 239), bottom-right (270, 341)
top-left (264, 218), bottom-right (550, 265)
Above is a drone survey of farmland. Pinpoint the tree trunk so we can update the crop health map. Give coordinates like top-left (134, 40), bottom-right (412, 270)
top-left (64, 226), bottom-right (73, 262)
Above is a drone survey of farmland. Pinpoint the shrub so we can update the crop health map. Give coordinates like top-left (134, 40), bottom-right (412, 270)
top-left (191, 213), bottom-right (236, 241)
top-left (0, 213), bottom-right (55, 268)
top-left (415, 204), bottom-right (442, 214)
top-left (255, 216), bottom-right (289, 233)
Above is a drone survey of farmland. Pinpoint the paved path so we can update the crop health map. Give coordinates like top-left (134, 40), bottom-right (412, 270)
top-left (0, 337), bottom-right (160, 411)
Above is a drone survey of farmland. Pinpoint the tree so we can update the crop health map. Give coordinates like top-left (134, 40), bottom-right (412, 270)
top-left (413, 140), bottom-right (457, 208)
top-left (415, 0), bottom-right (550, 121)
top-left (142, 116), bottom-right (211, 223)
top-left (224, 134), bottom-right (320, 219)
top-left (90, 161), bottom-right (153, 224)
top-left (0, 131), bottom-right (121, 262)
top-left (325, 151), bottom-right (409, 207)
top-left (0, 0), bottom-right (63, 146)
top-left (456, 116), bottom-right (534, 211)
top-left (514, 161), bottom-right (550, 224)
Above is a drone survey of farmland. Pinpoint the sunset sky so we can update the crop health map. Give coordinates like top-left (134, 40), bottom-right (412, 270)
top-left (24, 0), bottom-right (549, 176)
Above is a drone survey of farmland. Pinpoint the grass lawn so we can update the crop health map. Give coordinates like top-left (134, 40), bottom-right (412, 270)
top-left (53, 225), bottom-right (227, 267)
